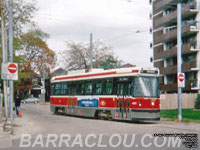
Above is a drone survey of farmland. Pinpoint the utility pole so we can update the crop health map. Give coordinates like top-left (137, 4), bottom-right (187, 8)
top-left (42, 63), bottom-right (45, 104)
top-left (0, 0), bottom-right (9, 123)
top-left (8, 0), bottom-right (14, 125)
top-left (177, 3), bottom-right (182, 122)
top-left (89, 33), bottom-right (93, 69)
top-left (0, 93), bottom-right (2, 122)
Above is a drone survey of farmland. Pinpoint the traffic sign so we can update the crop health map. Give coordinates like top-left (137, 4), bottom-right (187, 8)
top-left (8, 63), bottom-right (17, 74)
top-left (178, 73), bottom-right (185, 88)
top-left (178, 73), bottom-right (184, 82)
top-left (1, 63), bottom-right (18, 80)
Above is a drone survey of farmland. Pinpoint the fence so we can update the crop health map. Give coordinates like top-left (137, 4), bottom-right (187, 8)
top-left (160, 93), bottom-right (197, 110)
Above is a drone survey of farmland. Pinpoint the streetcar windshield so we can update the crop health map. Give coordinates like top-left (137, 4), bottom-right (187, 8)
top-left (133, 77), bottom-right (159, 98)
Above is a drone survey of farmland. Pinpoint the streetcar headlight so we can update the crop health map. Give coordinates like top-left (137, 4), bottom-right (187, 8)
top-left (151, 101), bottom-right (155, 106)
top-left (139, 103), bottom-right (142, 107)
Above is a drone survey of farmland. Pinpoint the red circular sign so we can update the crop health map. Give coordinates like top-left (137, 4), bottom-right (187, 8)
top-left (178, 73), bottom-right (184, 82)
top-left (8, 63), bottom-right (17, 74)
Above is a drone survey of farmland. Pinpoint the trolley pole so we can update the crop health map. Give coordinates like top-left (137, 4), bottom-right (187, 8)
top-left (8, 0), bottom-right (14, 125)
top-left (89, 33), bottom-right (93, 69)
top-left (177, 3), bottom-right (182, 122)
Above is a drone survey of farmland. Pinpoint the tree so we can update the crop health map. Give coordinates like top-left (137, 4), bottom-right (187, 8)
top-left (13, 28), bottom-right (56, 98)
top-left (0, 0), bottom-right (37, 89)
top-left (59, 41), bottom-right (122, 70)
top-left (2, 0), bottom-right (37, 37)
top-left (18, 28), bottom-right (56, 76)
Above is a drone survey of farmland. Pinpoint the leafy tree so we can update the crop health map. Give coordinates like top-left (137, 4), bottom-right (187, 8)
top-left (18, 28), bottom-right (56, 76)
top-left (0, 0), bottom-right (56, 96)
top-left (0, 0), bottom-right (37, 88)
top-left (59, 41), bottom-right (122, 70)
top-left (2, 0), bottom-right (37, 37)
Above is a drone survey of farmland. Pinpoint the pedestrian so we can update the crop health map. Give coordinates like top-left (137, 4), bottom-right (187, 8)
top-left (15, 94), bottom-right (21, 116)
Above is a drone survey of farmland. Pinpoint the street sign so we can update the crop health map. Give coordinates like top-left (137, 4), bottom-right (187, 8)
top-left (178, 73), bottom-right (185, 88)
top-left (8, 63), bottom-right (17, 74)
top-left (1, 63), bottom-right (18, 80)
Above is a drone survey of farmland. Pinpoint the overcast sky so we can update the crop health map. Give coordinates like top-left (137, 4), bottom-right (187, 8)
top-left (32, 0), bottom-right (153, 67)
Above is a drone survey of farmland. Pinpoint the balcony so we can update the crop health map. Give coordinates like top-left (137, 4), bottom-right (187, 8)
top-left (160, 61), bottom-right (197, 75)
top-left (154, 42), bottom-right (198, 60)
top-left (160, 80), bottom-right (197, 92)
top-left (153, 0), bottom-right (175, 15)
top-left (154, 24), bottom-right (198, 45)
top-left (154, 4), bottom-right (198, 29)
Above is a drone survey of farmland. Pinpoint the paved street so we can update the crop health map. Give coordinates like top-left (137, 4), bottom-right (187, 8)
top-left (0, 103), bottom-right (200, 150)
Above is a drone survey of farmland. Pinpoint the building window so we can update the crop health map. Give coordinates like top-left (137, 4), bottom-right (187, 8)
top-left (182, 54), bottom-right (196, 63)
top-left (186, 72), bottom-right (196, 80)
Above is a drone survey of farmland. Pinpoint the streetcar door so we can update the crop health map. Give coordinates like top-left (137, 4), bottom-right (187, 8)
top-left (116, 77), bottom-right (132, 119)
top-left (68, 82), bottom-right (76, 114)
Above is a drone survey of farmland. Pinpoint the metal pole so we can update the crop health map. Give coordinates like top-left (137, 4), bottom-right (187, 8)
top-left (0, 93), bottom-right (1, 122)
top-left (89, 33), bottom-right (93, 69)
top-left (8, 0), bottom-right (14, 123)
top-left (42, 63), bottom-right (45, 104)
top-left (177, 3), bottom-right (182, 122)
top-left (0, 0), bottom-right (8, 121)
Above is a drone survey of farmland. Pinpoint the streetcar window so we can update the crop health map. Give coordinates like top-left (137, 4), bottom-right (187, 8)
top-left (116, 77), bottom-right (132, 96)
top-left (103, 78), bottom-right (113, 95)
top-left (133, 77), bottom-right (159, 98)
top-left (93, 80), bottom-right (102, 95)
top-left (69, 82), bottom-right (76, 95)
top-left (60, 82), bottom-right (67, 95)
top-left (85, 81), bottom-right (93, 95)
top-left (54, 83), bottom-right (61, 95)
top-left (77, 81), bottom-right (85, 95)
top-left (51, 84), bottom-right (55, 95)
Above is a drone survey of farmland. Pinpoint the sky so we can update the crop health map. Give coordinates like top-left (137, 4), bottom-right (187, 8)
top-left (32, 0), bottom-right (153, 68)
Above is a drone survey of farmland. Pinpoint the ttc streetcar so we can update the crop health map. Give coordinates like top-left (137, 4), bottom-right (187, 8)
top-left (50, 67), bottom-right (160, 121)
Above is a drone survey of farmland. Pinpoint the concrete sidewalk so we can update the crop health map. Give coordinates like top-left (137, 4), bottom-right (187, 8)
top-left (0, 110), bottom-right (42, 149)
top-left (0, 122), bottom-right (12, 149)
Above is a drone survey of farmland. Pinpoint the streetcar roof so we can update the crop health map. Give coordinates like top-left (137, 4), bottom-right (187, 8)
top-left (51, 67), bottom-right (159, 83)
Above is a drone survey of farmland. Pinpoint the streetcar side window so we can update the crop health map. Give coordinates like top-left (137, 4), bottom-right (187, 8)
top-left (77, 81), bottom-right (85, 95)
top-left (54, 83), bottom-right (61, 95)
top-left (68, 82), bottom-right (76, 95)
top-left (93, 80), bottom-right (102, 95)
top-left (85, 81), bottom-right (93, 95)
top-left (51, 84), bottom-right (55, 95)
top-left (60, 82), bottom-right (67, 95)
top-left (103, 78), bottom-right (113, 95)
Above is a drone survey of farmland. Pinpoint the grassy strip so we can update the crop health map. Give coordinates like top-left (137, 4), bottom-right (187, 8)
top-left (160, 109), bottom-right (200, 123)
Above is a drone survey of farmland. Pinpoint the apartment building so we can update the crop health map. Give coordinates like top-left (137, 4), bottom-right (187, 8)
top-left (152, 0), bottom-right (200, 93)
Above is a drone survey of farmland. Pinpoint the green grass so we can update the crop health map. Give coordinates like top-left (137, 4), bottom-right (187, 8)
top-left (160, 109), bottom-right (200, 123)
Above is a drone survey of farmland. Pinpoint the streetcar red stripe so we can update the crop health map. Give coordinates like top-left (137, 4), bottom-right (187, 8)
top-left (54, 71), bottom-right (117, 81)
top-left (54, 70), bottom-right (139, 81)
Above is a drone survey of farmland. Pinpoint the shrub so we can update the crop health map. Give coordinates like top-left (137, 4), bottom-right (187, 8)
top-left (195, 94), bottom-right (200, 109)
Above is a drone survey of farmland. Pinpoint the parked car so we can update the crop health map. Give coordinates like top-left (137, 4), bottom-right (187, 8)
top-left (21, 97), bottom-right (40, 104)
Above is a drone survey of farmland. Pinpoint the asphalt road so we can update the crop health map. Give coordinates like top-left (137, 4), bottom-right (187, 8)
top-left (1, 103), bottom-right (200, 150)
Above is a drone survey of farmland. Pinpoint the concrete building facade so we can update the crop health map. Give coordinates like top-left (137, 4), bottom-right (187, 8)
top-left (152, 0), bottom-right (200, 93)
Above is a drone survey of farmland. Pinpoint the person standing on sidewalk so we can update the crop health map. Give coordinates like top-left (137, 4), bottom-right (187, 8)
top-left (15, 95), bottom-right (21, 116)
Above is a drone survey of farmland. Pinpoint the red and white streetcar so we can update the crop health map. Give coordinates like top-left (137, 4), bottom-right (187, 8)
top-left (50, 67), bottom-right (160, 121)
